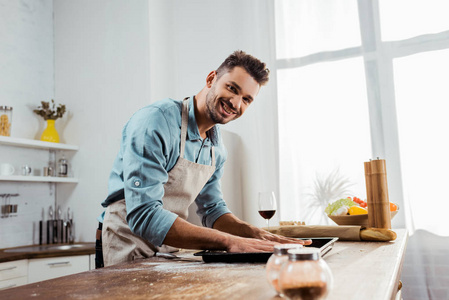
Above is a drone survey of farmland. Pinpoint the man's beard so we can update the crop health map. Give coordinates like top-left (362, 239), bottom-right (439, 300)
top-left (205, 87), bottom-right (234, 124)
top-left (206, 86), bottom-right (240, 124)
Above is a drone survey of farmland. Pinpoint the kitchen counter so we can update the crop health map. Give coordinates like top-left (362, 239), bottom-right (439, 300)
top-left (0, 243), bottom-right (95, 263)
top-left (0, 229), bottom-right (407, 300)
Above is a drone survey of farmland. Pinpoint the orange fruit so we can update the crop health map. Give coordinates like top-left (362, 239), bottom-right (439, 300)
top-left (390, 202), bottom-right (398, 211)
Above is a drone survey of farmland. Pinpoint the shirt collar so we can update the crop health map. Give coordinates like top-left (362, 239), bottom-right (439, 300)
top-left (187, 96), bottom-right (219, 146)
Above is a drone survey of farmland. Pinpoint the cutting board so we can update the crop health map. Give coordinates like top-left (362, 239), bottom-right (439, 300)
top-left (267, 225), bottom-right (397, 242)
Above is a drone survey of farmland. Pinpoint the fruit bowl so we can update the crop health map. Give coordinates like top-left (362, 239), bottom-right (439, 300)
top-left (328, 211), bottom-right (398, 227)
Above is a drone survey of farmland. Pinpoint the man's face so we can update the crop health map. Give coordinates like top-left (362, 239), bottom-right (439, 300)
top-left (205, 66), bottom-right (260, 125)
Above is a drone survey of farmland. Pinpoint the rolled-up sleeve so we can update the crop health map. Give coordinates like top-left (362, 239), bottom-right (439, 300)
top-left (122, 107), bottom-right (178, 247)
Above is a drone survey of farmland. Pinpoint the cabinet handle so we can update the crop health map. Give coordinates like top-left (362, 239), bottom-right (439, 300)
top-left (0, 284), bottom-right (17, 290)
top-left (0, 266), bottom-right (17, 272)
top-left (47, 261), bottom-right (71, 266)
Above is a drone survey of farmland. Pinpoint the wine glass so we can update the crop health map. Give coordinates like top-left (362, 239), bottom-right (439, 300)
top-left (258, 191), bottom-right (277, 229)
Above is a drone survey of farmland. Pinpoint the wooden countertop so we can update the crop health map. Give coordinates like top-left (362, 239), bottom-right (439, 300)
top-left (0, 229), bottom-right (407, 300)
top-left (0, 243), bottom-right (95, 263)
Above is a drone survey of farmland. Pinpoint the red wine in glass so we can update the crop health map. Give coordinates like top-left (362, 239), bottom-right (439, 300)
top-left (258, 192), bottom-right (277, 229)
top-left (259, 210), bottom-right (276, 220)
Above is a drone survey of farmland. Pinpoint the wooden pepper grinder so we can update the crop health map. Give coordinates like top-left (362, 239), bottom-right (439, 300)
top-left (364, 158), bottom-right (391, 229)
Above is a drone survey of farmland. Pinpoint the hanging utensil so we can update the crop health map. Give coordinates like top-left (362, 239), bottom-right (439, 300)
top-left (47, 206), bottom-right (53, 244)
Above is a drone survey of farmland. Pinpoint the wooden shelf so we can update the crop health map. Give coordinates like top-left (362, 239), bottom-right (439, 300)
top-left (0, 136), bottom-right (79, 151)
top-left (0, 175), bottom-right (78, 183)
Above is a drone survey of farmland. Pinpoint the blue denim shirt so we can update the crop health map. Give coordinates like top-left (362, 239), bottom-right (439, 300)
top-left (99, 97), bottom-right (231, 246)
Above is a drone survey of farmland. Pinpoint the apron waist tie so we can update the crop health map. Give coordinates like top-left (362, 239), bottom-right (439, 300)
top-left (95, 222), bottom-right (104, 269)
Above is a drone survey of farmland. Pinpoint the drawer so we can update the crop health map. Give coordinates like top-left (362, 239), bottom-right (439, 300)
top-left (0, 259), bottom-right (28, 281)
top-left (89, 254), bottom-right (95, 270)
top-left (0, 276), bottom-right (28, 290)
top-left (28, 255), bottom-right (89, 284)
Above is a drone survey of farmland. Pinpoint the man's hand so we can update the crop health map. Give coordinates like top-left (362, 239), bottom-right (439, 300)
top-left (213, 213), bottom-right (312, 248)
top-left (251, 227), bottom-right (312, 246)
top-left (163, 214), bottom-right (312, 254)
top-left (224, 229), bottom-right (311, 253)
top-left (164, 217), bottom-right (283, 253)
top-left (226, 236), bottom-right (279, 253)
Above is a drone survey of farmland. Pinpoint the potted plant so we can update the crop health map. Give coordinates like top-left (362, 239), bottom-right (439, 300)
top-left (33, 100), bottom-right (66, 143)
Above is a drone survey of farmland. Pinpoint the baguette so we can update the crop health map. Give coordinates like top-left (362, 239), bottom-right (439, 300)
top-left (360, 228), bottom-right (397, 241)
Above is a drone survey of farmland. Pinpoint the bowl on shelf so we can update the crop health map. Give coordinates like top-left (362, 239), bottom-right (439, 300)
top-left (328, 210), bottom-right (398, 226)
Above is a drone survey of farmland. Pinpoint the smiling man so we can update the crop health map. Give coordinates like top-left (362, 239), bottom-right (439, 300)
top-left (96, 50), bottom-right (310, 268)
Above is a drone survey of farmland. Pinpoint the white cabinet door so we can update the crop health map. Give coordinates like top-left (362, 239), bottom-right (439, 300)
top-left (0, 259), bottom-right (28, 290)
top-left (89, 254), bottom-right (95, 270)
top-left (28, 255), bottom-right (89, 284)
top-left (0, 259), bottom-right (28, 281)
top-left (0, 276), bottom-right (28, 290)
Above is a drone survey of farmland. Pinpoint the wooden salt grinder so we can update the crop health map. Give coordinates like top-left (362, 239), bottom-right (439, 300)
top-left (364, 161), bottom-right (374, 227)
top-left (364, 159), bottom-right (391, 229)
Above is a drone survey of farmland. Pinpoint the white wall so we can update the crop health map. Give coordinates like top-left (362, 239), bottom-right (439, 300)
top-left (0, 0), bottom-right (54, 139)
top-left (0, 0), bottom-right (55, 248)
top-left (53, 0), bottom-right (152, 241)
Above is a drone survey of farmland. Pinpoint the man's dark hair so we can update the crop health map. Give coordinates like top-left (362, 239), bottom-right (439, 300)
top-left (216, 50), bottom-right (270, 86)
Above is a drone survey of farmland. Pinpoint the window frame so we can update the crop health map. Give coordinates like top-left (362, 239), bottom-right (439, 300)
top-left (274, 0), bottom-right (449, 228)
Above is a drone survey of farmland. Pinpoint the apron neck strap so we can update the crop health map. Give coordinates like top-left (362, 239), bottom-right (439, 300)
top-left (180, 98), bottom-right (189, 158)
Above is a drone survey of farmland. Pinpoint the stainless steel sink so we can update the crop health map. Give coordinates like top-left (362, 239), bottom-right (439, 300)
top-left (4, 244), bottom-right (85, 253)
top-left (48, 245), bottom-right (84, 251)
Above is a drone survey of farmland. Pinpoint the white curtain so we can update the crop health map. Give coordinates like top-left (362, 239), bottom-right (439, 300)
top-left (275, 0), bottom-right (449, 236)
top-left (276, 0), bottom-right (375, 226)
top-left (274, 1), bottom-right (449, 298)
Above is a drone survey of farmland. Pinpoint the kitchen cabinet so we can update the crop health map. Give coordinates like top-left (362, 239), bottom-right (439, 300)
top-left (0, 277), bottom-right (27, 291)
top-left (28, 255), bottom-right (90, 284)
top-left (0, 242), bottom-right (95, 290)
top-left (0, 136), bottom-right (78, 183)
top-left (0, 259), bottom-right (28, 290)
top-left (0, 254), bottom-right (92, 289)
top-left (89, 254), bottom-right (95, 271)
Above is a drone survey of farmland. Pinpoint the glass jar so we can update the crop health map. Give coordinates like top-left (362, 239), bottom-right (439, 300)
top-left (279, 248), bottom-right (333, 300)
top-left (58, 156), bottom-right (68, 177)
top-left (0, 106), bottom-right (13, 136)
top-left (266, 244), bottom-right (303, 295)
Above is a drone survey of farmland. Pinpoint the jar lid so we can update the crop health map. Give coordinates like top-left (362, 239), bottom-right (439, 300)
top-left (0, 106), bottom-right (13, 110)
top-left (287, 248), bottom-right (321, 261)
top-left (273, 243), bottom-right (303, 255)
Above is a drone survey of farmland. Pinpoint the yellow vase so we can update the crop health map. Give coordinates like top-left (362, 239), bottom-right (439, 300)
top-left (40, 119), bottom-right (60, 143)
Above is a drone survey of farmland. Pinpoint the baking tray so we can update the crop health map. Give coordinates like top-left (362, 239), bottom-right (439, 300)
top-left (194, 237), bottom-right (338, 263)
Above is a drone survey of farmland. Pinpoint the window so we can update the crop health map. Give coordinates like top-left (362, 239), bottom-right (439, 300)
top-left (394, 49), bottom-right (449, 236)
top-left (275, 0), bottom-right (449, 233)
top-left (277, 59), bottom-right (371, 223)
top-left (379, 0), bottom-right (449, 41)
top-left (275, 0), bottom-right (360, 59)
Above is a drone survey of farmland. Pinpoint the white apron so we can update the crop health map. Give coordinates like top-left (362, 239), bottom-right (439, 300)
top-left (102, 98), bottom-right (216, 266)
